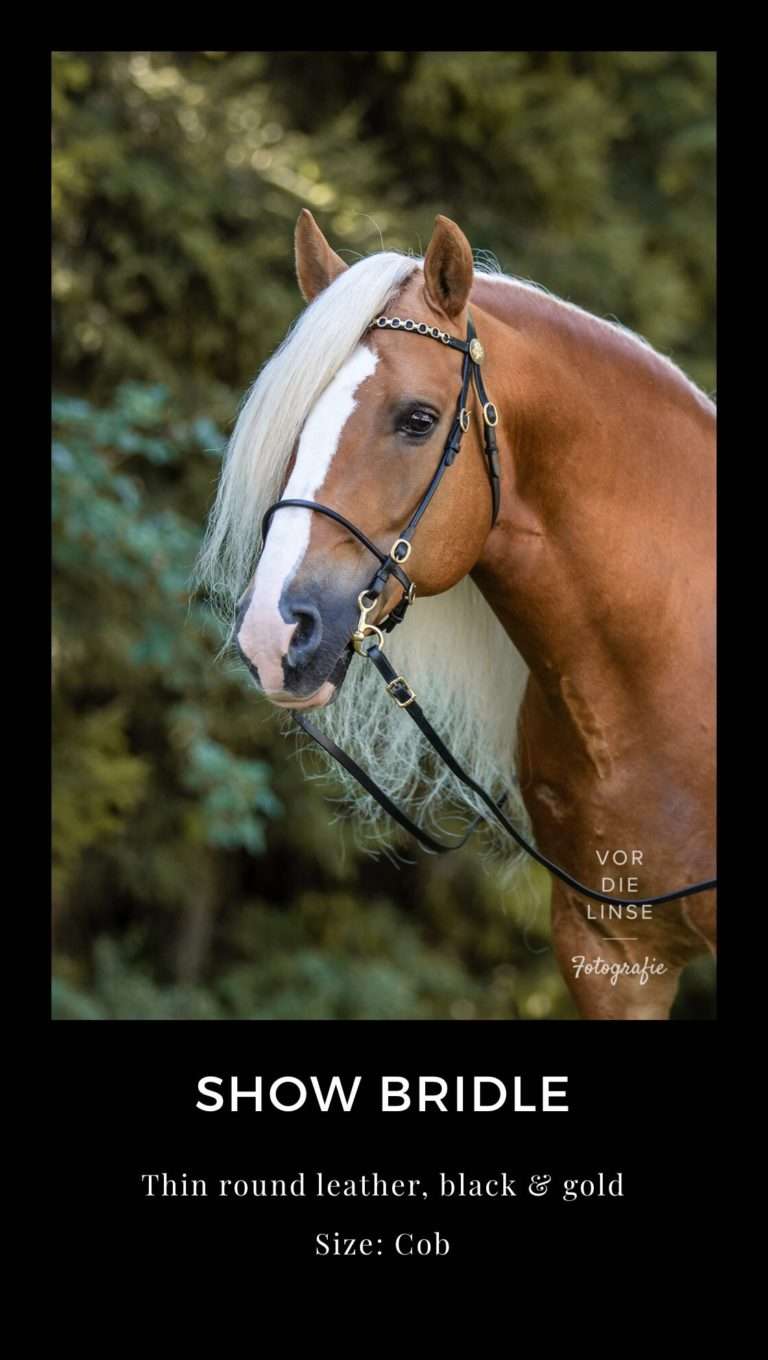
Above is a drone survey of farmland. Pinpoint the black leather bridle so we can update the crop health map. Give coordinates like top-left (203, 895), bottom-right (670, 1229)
top-left (261, 312), bottom-right (717, 910)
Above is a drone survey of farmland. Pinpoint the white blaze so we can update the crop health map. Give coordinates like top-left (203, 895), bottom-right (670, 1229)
top-left (238, 344), bottom-right (379, 694)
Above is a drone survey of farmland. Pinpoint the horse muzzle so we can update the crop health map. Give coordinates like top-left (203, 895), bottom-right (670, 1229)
top-left (235, 582), bottom-right (358, 706)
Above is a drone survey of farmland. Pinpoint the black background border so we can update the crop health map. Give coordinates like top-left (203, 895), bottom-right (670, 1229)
top-left (47, 42), bottom-right (725, 1285)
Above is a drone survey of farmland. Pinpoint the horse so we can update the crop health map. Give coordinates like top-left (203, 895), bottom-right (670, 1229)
top-left (198, 209), bottom-right (716, 1020)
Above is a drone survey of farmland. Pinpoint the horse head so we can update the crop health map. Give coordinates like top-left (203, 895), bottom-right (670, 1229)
top-left (233, 211), bottom-right (500, 709)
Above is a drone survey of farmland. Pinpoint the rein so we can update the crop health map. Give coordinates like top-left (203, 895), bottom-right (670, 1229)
top-left (262, 312), bottom-right (717, 910)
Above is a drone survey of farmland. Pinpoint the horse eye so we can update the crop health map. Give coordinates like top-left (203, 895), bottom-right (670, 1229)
top-left (400, 408), bottom-right (437, 438)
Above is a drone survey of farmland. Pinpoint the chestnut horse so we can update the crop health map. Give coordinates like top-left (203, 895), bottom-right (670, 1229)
top-left (199, 210), bottom-right (716, 1020)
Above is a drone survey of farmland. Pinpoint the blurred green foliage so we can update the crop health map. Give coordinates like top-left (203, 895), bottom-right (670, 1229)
top-left (52, 51), bottom-right (715, 1019)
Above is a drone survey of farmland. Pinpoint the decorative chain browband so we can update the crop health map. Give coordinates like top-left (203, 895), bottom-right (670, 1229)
top-left (369, 315), bottom-right (459, 345)
top-left (368, 314), bottom-right (488, 368)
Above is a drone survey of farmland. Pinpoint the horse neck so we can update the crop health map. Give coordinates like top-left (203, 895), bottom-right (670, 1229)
top-left (468, 278), bottom-right (715, 714)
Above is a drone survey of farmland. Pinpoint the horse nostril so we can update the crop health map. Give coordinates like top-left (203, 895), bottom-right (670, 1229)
top-left (286, 600), bottom-right (323, 666)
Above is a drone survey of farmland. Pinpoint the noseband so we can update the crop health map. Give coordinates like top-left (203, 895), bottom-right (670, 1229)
top-left (261, 312), bottom-right (717, 910)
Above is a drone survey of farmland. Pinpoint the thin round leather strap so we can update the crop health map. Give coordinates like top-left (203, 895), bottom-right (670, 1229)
top-left (304, 641), bottom-right (712, 908)
top-left (291, 711), bottom-right (487, 854)
top-left (262, 499), bottom-right (414, 597)
top-left (469, 351), bottom-right (502, 525)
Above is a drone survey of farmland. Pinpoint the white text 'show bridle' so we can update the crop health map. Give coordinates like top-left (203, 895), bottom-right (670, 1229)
top-left (261, 313), bottom-right (717, 909)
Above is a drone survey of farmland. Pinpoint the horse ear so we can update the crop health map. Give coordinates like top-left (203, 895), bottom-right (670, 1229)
top-left (422, 215), bottom-right (474, 320)
top-left (295, 208), bottom-right (348, 303)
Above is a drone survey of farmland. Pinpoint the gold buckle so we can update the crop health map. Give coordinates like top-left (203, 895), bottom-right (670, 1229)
top-left (482, 401), bottom-right (498, 427)
top-left (390, 538), bottom-right (412, 563)
top-left (459, 407), bottom-right (471, 433)
top-left (386, 676), bottom-right (416, 708)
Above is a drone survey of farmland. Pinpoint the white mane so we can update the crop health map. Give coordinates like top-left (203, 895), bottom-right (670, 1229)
top-left (196, 250), bottom-right (533, 858)
top-left (307, 574), bottom-right (530, 857)
top-left (197, 252), bottom-right (420, 615)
